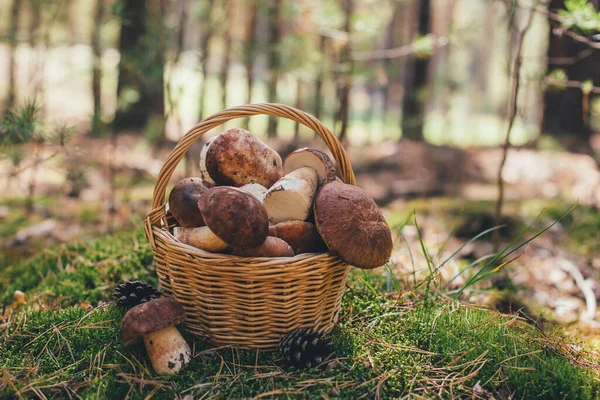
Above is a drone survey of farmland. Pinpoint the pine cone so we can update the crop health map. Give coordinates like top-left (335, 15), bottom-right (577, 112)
top-left (279, 328), bottom-right (334, 369)
top-left (112, 281), bottom-right (161, 308)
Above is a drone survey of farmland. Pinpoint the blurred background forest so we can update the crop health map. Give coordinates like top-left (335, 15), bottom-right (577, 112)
top-left (1, 0), bottom-right (600, 340)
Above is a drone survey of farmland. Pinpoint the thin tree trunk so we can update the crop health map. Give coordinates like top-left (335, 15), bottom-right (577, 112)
top-left (6, 0), bottom-right (22, 110)
top-left (243, 0), bottom-right (258, 129)
top-left (114, 0), bottom-right (148, 130)
top-left (169, 0), bottom-right (191, 174)
top-left (401, 0), bottom-right (431, 142)
top-left (28, 0), bottom-right (40, 95)
top-left (91, 0), bottom-right (104, 136)
top-left (427, 0), bottom-right (454, 117)
top-left (267, 0), bottom-right (282, 138)
top-left (220, 0), bottom-right (232, 110)
top-left (293, 78), bottom-right (303, 145)
top-left (472, 2), bottom-right (493, 111)
top-left (313, 35), bottom-right (327, 122)
top-left (337, 0), bottom-right (354, 143)
top-left (147, 0), bottom-right (166, 142)
top-left (381, 4), bottom-right (401, 116)
top-left (198, 4), bottom-right (215, 122)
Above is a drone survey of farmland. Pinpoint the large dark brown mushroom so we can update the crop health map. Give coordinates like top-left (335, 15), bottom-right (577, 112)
top-left (314, 181), bottom-right (393, 269)
top-left (168, 177), bottom-right (211, 227)
top-left (120, 297), bottom-right (191, 375)
top-left (198, 186), bottom-right (269, 248)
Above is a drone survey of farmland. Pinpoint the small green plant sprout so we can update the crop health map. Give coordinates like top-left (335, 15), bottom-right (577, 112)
top-left (0, 100), bottom-right (74, 213)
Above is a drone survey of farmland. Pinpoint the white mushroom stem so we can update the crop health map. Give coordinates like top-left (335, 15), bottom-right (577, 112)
top-left (143, 326), bottom-right (191, 375)
top-left (173, 226), bottom-right (228, 252)
top-left (199, 136), bottom-right (217, 184)
top-left (240, 183), bottom-right (268, 203)
top-left (263, 167), bottom-right (318, 224)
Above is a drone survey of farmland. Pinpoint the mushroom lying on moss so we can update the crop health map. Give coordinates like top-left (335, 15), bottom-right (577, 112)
top-left (120, 297), bottom-right (191, 375)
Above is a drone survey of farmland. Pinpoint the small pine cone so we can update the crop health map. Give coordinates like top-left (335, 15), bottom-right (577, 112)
top-left (112, 281), bottom-right (161, 309)
top-left (279, 328), bottom-right (334, 369)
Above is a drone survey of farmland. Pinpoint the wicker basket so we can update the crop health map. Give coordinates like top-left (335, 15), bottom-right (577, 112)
top-left (144, 103), bottom-right (357, 350)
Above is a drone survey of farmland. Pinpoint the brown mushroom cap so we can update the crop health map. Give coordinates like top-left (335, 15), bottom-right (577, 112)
top-left (168, 178), bottom-right (211, 227)
top-left (199, 186), bottom-right (269, 248)
top-left (314, 181), bottom-right (393, 269)
top-left (283, 148), bottom-right (337, 184)
top-left (203, 128), bottom-right (283, 187)
top-left (121, 297), bottom-right (186, 346)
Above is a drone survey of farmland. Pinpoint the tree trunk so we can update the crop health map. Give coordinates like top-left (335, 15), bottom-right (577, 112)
top-left (91, 0), bottom-right (104, 136)
top-left (542, 0), bottom-right (600, 150)
top-left (146, 0), bottom-right (166, 142)
top-left (243, 0), bottom-right (258, 129)
top-left (427, 0), bottom-right (454, 117)
top-left (337, 0), bottom-right (354, 143)
top-left (114, 0), bottom-right (166, 137)
top-left (6, 0), bottom-right (22, 110)
top-left (28, 0), bottom-right (40, 95)
top-left (293, 78), bottom-right (303, 145)
top-left (220, 0), bottom-right (232, 110)
top-left (198, 3), bottom-right (215, 122)
top-left (472, 2), bottom-right (493, 111)
top-left (313, 35), bottom-right (327, 122)
top-left (115, 0), bottom-right (147, 129)
top-left (381, 4), bottom-right (401, 116)
top-left (401, 0), bottom-right (431, 142)
top-left (267, 0), bottom-right (282, 138)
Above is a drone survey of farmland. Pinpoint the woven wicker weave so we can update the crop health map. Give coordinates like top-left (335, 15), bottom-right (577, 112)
top-left (144, 103), bottom-right (356, 350)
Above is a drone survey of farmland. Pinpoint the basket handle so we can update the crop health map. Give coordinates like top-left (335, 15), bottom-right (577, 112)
top-left (151, 103), bottom-right (356, 210)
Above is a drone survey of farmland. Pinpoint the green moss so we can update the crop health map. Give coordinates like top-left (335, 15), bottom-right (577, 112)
top-left (1, 289), bottom-right (598, 399)
top-left (0, 229), bottom-right (155, 305)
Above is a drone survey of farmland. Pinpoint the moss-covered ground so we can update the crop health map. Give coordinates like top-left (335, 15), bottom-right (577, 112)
top-left (1, 228), bottom-right (599, 399)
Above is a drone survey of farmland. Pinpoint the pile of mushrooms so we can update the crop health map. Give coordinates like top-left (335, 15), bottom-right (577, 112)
top-left (169, 128), bottom-right (393, 269)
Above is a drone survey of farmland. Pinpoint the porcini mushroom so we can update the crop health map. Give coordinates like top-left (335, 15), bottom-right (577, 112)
top-left (168, 177), bottom-right (211, 227)
top-left (120, 297), bottom-right (191, 375)
top-left (283, 148), bottom-right (337, 184)
top-left (268, 221), bottom-right (326, 254)
top-left (263, 167), bottom-right (319, 224)
top-left (200, 128), bottom-right (283, 187)
top-left (314, 181), bottom-right (393, 269)
top-left (232, 236), bottom-right (294, 257)
top-left (173, 226), bottom-right (229, 253)
top-left (199, 186), bottom-right (269, 248)
top-left (240, 183), bottom-right (268, 203)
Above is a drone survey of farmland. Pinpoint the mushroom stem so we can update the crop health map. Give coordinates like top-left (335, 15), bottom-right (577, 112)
top-left (143, 326), bottom-right (191, 375)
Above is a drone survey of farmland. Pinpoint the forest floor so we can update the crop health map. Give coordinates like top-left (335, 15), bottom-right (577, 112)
top-left (1, 136), bottom-right (600, 398)
top-left (1, 229), bottom-right (600, 399)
